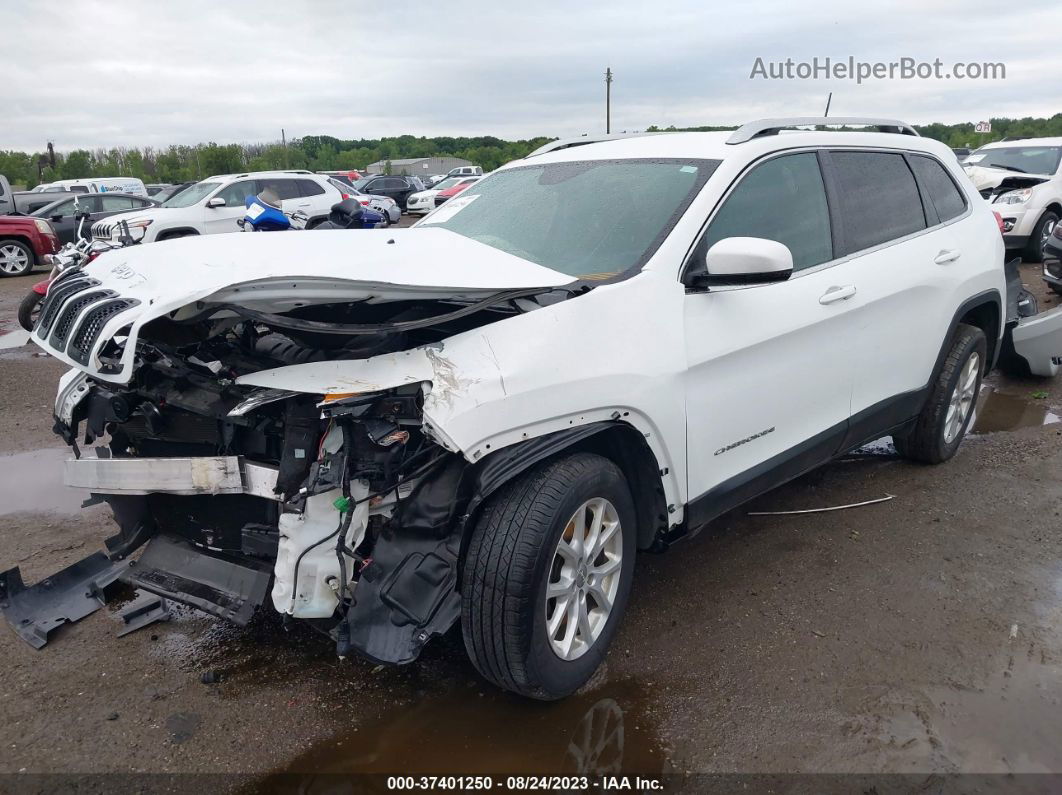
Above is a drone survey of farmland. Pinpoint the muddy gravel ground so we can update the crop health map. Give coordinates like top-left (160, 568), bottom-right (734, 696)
top-left (0, 256), bottom-right (1060, 788)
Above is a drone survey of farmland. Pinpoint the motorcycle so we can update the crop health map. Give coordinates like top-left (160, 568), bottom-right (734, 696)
top-left (17, 211), bottom-right (141, 331)
top-left (238, 191), bottom-right (386, 232)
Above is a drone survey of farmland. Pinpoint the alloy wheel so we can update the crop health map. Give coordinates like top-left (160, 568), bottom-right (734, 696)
top-left (944, 351), bottom-right (980, 444)
top-left (0, 244), bottom-right (30, 275)
top-left (544, 497), bottom-right (624, 661)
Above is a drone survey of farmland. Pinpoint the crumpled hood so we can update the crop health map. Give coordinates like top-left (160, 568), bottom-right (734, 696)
top-left (964, 165), bottom-right (1051, 191)
top-left (30, 228), bottom-right (575, 383)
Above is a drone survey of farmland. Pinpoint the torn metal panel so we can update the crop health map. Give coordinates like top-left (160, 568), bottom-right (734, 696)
top-left (122, 535), bottom-right (271, 625)
top-left (116, 592), bottom-right (171, 637)
top-left (0, 552), bottom-right (127, 649)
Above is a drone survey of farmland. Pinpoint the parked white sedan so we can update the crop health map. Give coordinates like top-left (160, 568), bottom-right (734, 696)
top-left (405, 176), bottom-right (482, 214)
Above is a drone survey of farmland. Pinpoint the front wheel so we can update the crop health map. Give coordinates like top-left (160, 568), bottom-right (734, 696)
top-left (461, 453), bottom-right (636, 700)
top-left (1024, 211), bottom-right (1059, 264)
top-left (895, 323), bottom-right (986, 463)
top-left (17, 290), bottom-right (43, 331)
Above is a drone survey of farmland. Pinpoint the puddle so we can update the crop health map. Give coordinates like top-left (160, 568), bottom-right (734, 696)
top-left (972, 388), bottom-right (1059, 434)
top-left (254, 678), bottom-right (669, 786)
top-left (0, 448), bottom-right (87, 515)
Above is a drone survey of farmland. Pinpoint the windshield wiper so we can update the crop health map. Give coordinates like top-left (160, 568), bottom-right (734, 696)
top-left (988, 164), bottom-right (1027, 173)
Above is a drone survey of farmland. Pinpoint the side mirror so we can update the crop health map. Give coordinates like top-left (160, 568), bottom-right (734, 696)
top-left (206, 197), bottom-right (226, 208)
top-left (50, 214), bottom-right (63, 222)
top-left (693, 237), bottom-right (793, 288)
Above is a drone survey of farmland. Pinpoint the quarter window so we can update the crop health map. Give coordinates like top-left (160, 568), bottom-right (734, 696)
top-left (909, 155), bottom-right (967, 223)
top-left (100, 195), bottom-right (136, 211)
top-left (700, 152), bottom-right (833, 271)
top-left (830, 151), bottom-right (926, 253)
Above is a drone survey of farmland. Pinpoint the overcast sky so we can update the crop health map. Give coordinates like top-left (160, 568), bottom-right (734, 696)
top-left (2, 0), bottom-right (1059, 152)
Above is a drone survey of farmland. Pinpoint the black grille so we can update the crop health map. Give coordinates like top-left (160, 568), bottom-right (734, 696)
top-left (49, 291), bottom-right (115, 349)
top-left (68, 298), bottom-right (139, 365)
top-left (36, 276), bottom-right (100, 338)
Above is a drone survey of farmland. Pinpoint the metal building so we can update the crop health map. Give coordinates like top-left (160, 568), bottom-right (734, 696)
top-left (363, 156), bottom-right (474, 176)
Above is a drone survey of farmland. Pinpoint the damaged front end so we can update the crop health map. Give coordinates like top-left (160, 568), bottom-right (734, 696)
top-left (11, 232), bottom-right (580, 662)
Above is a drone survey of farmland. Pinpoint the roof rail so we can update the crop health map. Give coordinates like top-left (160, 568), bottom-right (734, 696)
top-left (726, 117), bottom-right (919, 145)
top-left (525, 132), bottom-right (666, 158)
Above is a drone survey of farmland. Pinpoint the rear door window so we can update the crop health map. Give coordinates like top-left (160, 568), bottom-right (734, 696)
top-left (909, 155), bottom-right (967, 223)
top-left (100, 195), bottom-right (136, 211)
top-left (830, 151), bottom-right (926, 253)
top-left (296, 179), bottom-right (326, 197)
top-left (700, 152), bottom-right (833, 271)
top-left (257, 178), bottom-right (301, 201)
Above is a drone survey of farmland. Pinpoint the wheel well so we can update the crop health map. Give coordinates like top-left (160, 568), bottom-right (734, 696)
top-left (1045, 203), bottom-right (1062, 220)
top-left (0, 235), bottom-right (36, 265)
top-left (156, 228), bottom-right (200, 241)
top-left (959, 300), bottom-right (1000, 368)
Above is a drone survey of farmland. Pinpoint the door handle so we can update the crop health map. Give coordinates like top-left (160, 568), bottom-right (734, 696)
top-left (819, 285), bottom-right (857, 305)
top-left (934, 249), bottom-right (961, 265)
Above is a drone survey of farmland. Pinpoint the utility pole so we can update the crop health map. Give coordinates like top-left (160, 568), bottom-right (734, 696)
top-left (605, 67), bottom-right (613, 134)
top-left (282, 128), bottom-right (288, 169)
top-left (823, 92), bottom-right (832, 118)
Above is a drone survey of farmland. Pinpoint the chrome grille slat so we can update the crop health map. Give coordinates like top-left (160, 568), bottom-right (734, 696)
top-left (68, 298), bottom-right (139, 366)
top-left (49, 290), bottom-right (115, 349)
top-left (36, 276), bottom-right (100, 338)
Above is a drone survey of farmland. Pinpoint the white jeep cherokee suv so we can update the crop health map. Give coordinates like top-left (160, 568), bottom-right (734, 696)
top-left (963, 137), bottom-right (1062, 263)
top-left (91, 170), bottom-right (342, 244)
top-left (20, 118), bottom-right (1054, 699)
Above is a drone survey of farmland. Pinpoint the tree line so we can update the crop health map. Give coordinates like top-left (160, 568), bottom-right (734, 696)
top-left (2, 114), bottom-right (1060, 189)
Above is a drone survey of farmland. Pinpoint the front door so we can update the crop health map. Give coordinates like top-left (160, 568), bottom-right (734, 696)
top-left (204, 179), bottom-right (258, 234)
top-left (683, 151), bottom-right (860, 525)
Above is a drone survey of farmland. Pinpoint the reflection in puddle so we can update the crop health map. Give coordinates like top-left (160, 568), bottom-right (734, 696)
top-left (254, 679), bottom-right (668, 788)
top-left (972, 388), bottom-right (1059, 434)
top-left (0, 448), bottom-right (87, 515)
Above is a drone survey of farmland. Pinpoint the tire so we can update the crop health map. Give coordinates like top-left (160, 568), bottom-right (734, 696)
top-left (17, 290), bottom-right (43, 331)
top-left (1023, 211), bottom-right (1058, 264)
top-left (0, 239), bottom-right (34, 277)
top-left (461, 453), bottom-right (636, 700)
top-left (1051, 283), bottom-right (1062, 297)
top-left (894, 323), bottom-right (986, 464)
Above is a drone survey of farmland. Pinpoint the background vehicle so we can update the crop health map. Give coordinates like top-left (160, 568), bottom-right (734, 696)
top-left (8, 190), bottom-right (78, 215)
top-left (963, 138), bottom-right (1062, 262)
top-left (0, 214), bottom-right (59, 277)
top-left (406, 176), bottom-right (481, 214)
top-left (32, 193), bottom-right (159, 244)
top-left (326, 178), bottom-right (400, 223)
top-left (317, 170), bottom-right (363, 188)
top-left (37, 177), bottom-right (149, 197)
top-left (433, 176), bottom-right (480, 206)
top-left (91, 171), bottom-right (342, 243)
top-left (351, 174), bottom-right (425, 211)
top-left (446, 165), bottom-right (483, 178)
top-left (149, 182), bottom-right (194, 203)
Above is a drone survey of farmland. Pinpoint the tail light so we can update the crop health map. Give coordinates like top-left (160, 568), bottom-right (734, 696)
top-left (992, 211), bottom-right (1004, 235)
top-left (360, 200), bottom-right (370, 206)
top-left (341, 193), bottom-right (351, 200)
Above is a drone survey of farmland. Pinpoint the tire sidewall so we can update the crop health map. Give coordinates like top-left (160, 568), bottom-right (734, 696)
top-left (18, 291), bottom-right (43, 331)
top-left (522, 462), bottom-right (637, 699)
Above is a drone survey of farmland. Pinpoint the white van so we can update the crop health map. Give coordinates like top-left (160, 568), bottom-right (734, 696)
top-left (42, 178), bottom-right (148, 197)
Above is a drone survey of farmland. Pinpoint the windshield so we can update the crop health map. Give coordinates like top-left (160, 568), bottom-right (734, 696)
top-left (163, 181), bottom-right (222, 208)
top-left (419, 159), bottom-right (719, 278)
top-left (966, 146), bottom-right (1062, 175)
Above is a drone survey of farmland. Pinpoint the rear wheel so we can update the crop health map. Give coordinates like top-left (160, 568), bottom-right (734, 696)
top-left (0, 240), bottom-right (33, 277)
top-left (894, 323), bottom-right (986, 463)
top-left (461, 453), bottom-right (636, 700)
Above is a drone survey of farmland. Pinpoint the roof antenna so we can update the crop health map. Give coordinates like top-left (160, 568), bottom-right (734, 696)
top-left (823, 92), bottom-right (832, 118)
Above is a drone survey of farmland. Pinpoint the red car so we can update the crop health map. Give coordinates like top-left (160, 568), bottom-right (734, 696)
top-left (0, 215), bottom-right (59, 278)
top-left (434, 177), bottom-right (481, 207)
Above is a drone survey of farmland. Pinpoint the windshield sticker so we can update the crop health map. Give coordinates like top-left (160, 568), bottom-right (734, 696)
top-left (422, 194), bottom-right (480, 224)
top-left (680, 165), bottom-right (698, 173)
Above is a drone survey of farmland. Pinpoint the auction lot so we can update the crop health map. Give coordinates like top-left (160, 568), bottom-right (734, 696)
top-left (0, 255), bottom-right (1060, 783)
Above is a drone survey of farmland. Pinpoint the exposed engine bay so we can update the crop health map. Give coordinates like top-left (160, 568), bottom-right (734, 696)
top-left (33, 254), bottom-right (575, 662)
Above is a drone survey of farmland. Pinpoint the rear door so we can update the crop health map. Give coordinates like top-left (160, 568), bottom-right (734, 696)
top-left (683, 151), bottom-right (861, 522)
top-left (823, 150), bottom-right (962, 446)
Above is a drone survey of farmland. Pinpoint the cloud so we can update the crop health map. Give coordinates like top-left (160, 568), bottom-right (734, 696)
top-left (1, 0), bottom-right (1057, 151)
